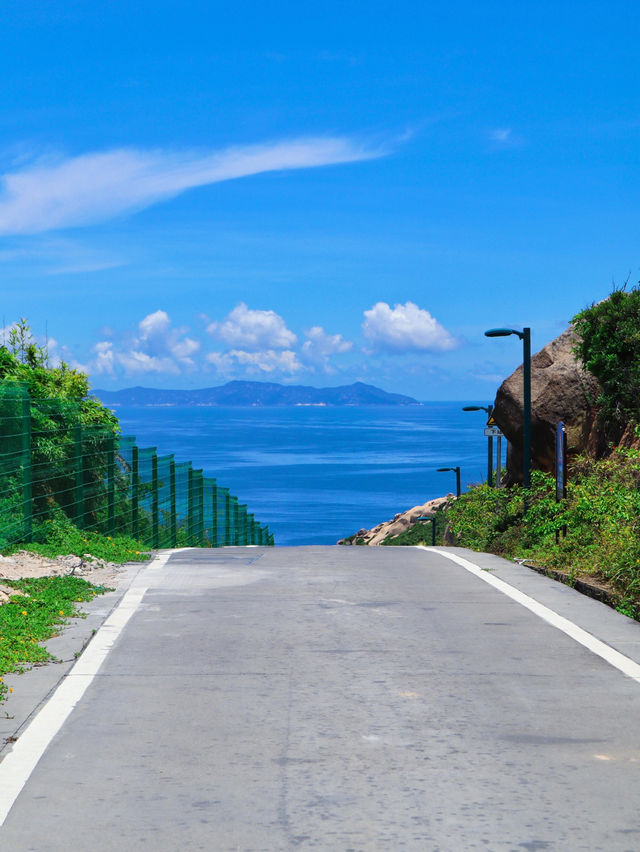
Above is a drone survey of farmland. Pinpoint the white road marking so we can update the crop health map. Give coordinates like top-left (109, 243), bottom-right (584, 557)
top-left (0, 551), bottom-right (173, 827)
top-left (423, 548), bottom-right (640, 684)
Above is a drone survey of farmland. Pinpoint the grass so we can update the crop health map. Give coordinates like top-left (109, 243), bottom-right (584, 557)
top-left (0, 576), bottom-right (111, 702)
top-left (381, 519), bottom-right (442, 547)
top-left (0, 515), bottom-right (150, 703)
top-left (5, 514), bottom-right (151, 564)
top-left (442, 447), bottom-right (640, 619)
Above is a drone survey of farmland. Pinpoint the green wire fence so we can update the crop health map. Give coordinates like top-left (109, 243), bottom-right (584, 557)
top-left (0, 381), bottom-right (274, 549)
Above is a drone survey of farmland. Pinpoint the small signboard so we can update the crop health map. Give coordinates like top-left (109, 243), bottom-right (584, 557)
top-left (484, 426), bottom-right (503, 437)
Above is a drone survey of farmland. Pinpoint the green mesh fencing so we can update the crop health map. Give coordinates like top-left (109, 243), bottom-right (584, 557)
top-left (0, 382), bottom-right (273, 550)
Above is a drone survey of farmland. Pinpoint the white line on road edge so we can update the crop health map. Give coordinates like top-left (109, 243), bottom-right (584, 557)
top-left (0, 550), bottom-right (173, 827)
top-left (422, 548), bottom-right (640, 684)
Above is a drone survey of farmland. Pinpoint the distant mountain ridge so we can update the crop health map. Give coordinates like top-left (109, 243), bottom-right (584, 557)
top-left (93, 380), bottom-right (420, 407)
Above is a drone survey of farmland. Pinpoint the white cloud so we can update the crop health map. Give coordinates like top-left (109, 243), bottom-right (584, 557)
top-left (91, 341), bottom-right (116, 375)
top-left (208, 303), bottom-right (297, 351)
top-left (0, 136), bottom-right (385, 235)
top-left (301, 326), bottom-right (352, 372)
top-left (206, 348), bottom-right (301, 375)
top-left (44, 337), bottom-right (87, 372)
top-left (362, 301), bottom-right (457, 353)
top-left (138, 309), bottom-right (171, 339)
top-left (90, 309), bottom-right (200, 376)
top-left (116, 350), bottom-right (180, 375)
top-left (171, 337), bottom-right (200, 361)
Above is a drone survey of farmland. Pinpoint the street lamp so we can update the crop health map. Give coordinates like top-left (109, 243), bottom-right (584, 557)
top-left (484, 327), bottom-right (531, 490)
top-left (437, 466), bottom-right (461, 497)
top-left (462, 404), bottom-right (494, 487)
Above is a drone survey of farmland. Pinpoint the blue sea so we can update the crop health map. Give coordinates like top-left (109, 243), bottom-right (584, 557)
top-left (113, 404), bottom-right (500, 546)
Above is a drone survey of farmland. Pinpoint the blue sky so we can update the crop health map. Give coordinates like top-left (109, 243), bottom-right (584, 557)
top-left (1, 1), bottom-right (639, 399)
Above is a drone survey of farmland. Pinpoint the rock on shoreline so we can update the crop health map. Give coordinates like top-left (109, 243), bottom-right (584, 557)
top-left (338, 494), bottom-right (454, 546)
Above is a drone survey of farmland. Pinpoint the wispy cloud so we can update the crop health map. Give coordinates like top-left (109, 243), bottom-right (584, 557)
top-left (490, 128), bottom-right (513, 143)
top-left (0, 136), bottom-right (386, 235)
top-left (0, 236), bottom-right (125, 275)
top-left (487, 127), bottom-right (524, 149)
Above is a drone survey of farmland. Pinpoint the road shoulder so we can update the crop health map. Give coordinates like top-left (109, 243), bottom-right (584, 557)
top-left (0, 559), bottom-right (148, 756)
top-left (425, 545), bottom-right (640, 669)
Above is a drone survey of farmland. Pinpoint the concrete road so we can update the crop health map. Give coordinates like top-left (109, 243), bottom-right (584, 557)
top-left (1, 545), bottom-right (640, 851)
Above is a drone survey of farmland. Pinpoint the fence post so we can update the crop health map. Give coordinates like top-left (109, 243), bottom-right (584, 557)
top-left (21, 395), bottom-right (33, 542)
top-left (232, 496), bottom-right (239, 545)
top-left (236, 504), bottom-right (245, 545)
top-left (197, 471), bottom-right (204, 545)
top-left (170, 457), bottom-right (177, 547)
top-left (223, 488), bottom-right (231, 546)
top-left (73, 423), bottom-right (84, 530)
top-left (107, 435), bottom-right (115, 537)
top-left (211, 480), bottom-right (218, 547)
top-left (131, 444), bottom-right (139, 539)
top-left (152, 452), bottom-right (159, 548)
top-left (188, 466), bottom-right (194, 544)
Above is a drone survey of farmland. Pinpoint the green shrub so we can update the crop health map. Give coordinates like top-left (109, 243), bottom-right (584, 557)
top-left (6, 511), bottom-right (150, 563)
top-left (573, 284), bottom-right (640, 436)
top-left (443, 449), bottom-right (640, 616)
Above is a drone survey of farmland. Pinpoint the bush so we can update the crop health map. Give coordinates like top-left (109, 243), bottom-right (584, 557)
top-left (7, 511), bottom-right (150, 563)
top-left (573, 284), bottom-right (640, 436)
top-left (443, 450), bottom-right (640, 617)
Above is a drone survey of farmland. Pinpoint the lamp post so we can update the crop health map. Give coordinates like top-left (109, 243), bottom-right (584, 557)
top-left (484, 327), bottom-right (531, 490)
top-left (437, 466), bottom-right (461, 498)
top-left (462, 404), bottom-right (494, 486)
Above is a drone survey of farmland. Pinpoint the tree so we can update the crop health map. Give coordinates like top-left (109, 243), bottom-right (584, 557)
top-left (573, 284), bottom-right (640, 437)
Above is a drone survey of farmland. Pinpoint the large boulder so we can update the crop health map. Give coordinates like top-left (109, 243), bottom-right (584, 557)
top-left (338, 495), bottom-right (453, 545)
top-left (492, 327), bottom-right (603, 483)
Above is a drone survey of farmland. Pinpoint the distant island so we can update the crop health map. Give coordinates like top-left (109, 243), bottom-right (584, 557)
top-left (93, 380), bottom-right (420, 407)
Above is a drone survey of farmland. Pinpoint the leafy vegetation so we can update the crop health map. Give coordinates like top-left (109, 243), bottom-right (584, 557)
top-left (573, 284), bottom-right (640, 437)
top-left (381, 517), bottom-right (444, 547)
top-left (441, 449), bottom-right (640, 618)
top-left (0, 320), bottom-right (122, 545)
top-left (5, 511), bottom-right (150, 563)
top-left (0, 319), bottom-right (116, 428)
top-left (0, 576), bottom-right (111, 702)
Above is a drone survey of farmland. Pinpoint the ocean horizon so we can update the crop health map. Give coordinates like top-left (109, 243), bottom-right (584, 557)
top-left (113, 403), bottom-right (501, 546)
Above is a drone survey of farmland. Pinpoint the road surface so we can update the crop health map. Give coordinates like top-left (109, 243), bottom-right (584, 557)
top-left (1, 545), bottom-right (640, 850)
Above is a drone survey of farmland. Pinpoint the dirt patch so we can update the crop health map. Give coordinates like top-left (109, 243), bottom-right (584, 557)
top-left (0, 551), bottom-right (124, 593)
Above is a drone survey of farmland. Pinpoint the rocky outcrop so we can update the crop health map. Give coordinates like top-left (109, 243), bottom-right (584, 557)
top-left (492, 326), bottom-right (603, 483)
top-left (338, 495), bottom-right (454, 545)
